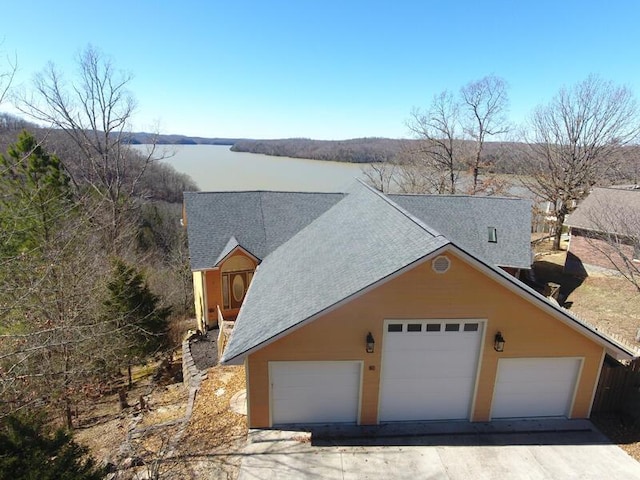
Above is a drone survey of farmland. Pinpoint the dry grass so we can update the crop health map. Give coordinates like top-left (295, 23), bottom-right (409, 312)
top-left (569, 276), bottom-right (640, 344)
top-left (181, 365), bottom-right (247, 452)
top-left (73, 343), bottom-right (248, 478)
top-left (167, 365), bottom-right (247, 479)
top-left (74, 413), bottom-right (128, 463)
top-left (138, 383), bottom-right (189, 428)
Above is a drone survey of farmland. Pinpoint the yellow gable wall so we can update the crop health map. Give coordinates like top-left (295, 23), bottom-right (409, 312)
top-left (246, 251), bottom-right (604, 428)
top-left (192, 271), bottom-right (205, 331)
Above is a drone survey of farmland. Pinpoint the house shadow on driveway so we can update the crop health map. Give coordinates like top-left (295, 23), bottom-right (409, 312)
top-left (239, 420), bottom-right (640, 480)
top-left (306, 419), bottom-right (609, 447)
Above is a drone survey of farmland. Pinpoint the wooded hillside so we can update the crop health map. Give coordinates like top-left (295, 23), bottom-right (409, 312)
top-left (0, 47), bottom-right (200, 442)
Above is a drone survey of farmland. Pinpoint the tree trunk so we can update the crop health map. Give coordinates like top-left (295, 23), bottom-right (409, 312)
top-left (65, 399), bottom-right (73, 430)
top-left (118, 388), bottom-right (129, 410)
top-left (552, 211), bottom-right (566, 251)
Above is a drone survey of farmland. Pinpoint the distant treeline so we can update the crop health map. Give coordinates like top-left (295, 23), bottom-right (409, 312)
top-left (231, 137), bottom-right (531, 174)
top-left (230, 137), bottom-right (640, 181)
top-left (231, 137), bottom-right (406, 163)
top-left (126, 132), bottom-right (242, 145)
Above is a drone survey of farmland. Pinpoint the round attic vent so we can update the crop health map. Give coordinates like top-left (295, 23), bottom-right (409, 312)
top-left (432, 255), bottom-right (451, 274)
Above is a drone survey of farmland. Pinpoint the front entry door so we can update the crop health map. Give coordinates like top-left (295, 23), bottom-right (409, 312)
top-left (230, 272), bottom-right (247, 309)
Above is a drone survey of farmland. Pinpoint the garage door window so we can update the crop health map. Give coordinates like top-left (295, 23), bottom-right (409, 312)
top-left (387, 321), bottom-right (479, 334)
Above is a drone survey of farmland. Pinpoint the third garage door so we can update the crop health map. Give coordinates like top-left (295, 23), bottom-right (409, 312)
top-left (379, 320), bottom-right (483, 422)
top-left (270, 361), bottom-right (361, 425)
top-left (491, 357), bottom-right (581, 418)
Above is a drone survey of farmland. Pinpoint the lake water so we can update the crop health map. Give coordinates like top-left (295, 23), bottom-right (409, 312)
top-left (135, 144), bottom-right (367, 192)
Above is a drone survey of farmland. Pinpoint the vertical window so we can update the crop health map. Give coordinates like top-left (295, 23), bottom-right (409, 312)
top-left (222, 275), bottom-right (230, 309)
top-left (488, 227), bottom-right (498, 243)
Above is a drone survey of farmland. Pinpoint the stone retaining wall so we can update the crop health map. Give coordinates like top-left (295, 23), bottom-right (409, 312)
top-left (182, 332), bottom-right (204, 391)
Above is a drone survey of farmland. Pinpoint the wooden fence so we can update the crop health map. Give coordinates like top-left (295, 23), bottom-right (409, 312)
top-left (592, 356), bottom-right (640, 414)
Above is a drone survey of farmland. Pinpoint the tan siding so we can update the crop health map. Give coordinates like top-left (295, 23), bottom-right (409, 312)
top-left (246, 251), bottom-right (605, 427)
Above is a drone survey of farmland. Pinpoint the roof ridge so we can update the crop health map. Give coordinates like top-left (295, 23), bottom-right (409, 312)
top-left (356, 180), bottom-right (443, 238)
top-left (258, 192), bottom-right (268, 253)
top-left (189, 190), bottom-right (346, 195)
top-left (389, 193), bottom-right (522, 201)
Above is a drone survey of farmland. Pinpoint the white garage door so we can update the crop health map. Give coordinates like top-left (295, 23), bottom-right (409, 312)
top-left (270, 361), bottom-right (361, 425)
top-left (379, 320), bottom-right (483, 422)
top-left (491, 358), bottom-right (581, 419)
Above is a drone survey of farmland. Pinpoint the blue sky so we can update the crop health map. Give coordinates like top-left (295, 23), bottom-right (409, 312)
top-left (2, 1), bottom-right (640, 140)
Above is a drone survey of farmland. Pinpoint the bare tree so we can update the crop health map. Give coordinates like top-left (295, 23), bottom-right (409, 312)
top-left (522, 75), bottom-right (640, 250)
top-left (361, 161), bottom-right (397, 193)
top-left (17, 45), bottom-right (159, 253)
top-left (393, 76), bottom-right (510, 196)
top-left (461, 75), bottom-right (510, 194)
top-left (0, 50), bottom-right (16, 107)
top-left (407, 91), bottom-right (462, 194)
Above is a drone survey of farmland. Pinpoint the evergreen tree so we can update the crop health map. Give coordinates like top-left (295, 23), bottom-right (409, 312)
top-left (0, 412), bottom-right (106, 480)
top-left (0, 130), bottom-right (72, 254)
top-left (104, 259), bottom-right (171, 357)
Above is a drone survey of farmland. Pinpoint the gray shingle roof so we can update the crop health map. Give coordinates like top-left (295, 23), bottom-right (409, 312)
top-left (389, 194), bottom-right (532, 269)
top-left (220, 182), bottom-right (450, 363)
top-left (184, 191), bottom-right (344, 270)
top-left (184, 190), bottom-right (532, 271)
top-left (566, 186), bottom-right (640, 236)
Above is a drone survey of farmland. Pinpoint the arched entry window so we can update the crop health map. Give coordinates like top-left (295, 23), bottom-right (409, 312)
top-left (221, 255), bottom-right (255, 310)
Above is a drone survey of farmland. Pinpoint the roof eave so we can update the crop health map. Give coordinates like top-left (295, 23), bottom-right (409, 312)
top-left (213, 244), bottom-right (261, 268)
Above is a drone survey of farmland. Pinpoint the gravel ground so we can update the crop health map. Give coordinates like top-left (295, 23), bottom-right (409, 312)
top-left (190, 331), bottom-right (219, 371)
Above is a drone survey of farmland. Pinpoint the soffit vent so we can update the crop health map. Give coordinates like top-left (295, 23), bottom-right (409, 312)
top-left (432, 255), bottom-right (450, 274)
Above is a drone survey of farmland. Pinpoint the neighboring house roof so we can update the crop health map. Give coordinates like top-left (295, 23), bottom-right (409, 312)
top-left (184, 189), bottom-right (532, 271)
top-left (184, 191), bottom-right (344, 270)
top-left (221, 182), bottom-right (635, 364)
top-left (566, 186), bottom-right (640, 236)
top-left (390, 194), bottom-right (532, 269)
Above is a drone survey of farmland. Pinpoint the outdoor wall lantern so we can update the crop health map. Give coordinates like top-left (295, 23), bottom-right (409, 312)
top-left (366, 332), bottom-right (375, 353)
top-left (494, 332), bottom-right (506, 352)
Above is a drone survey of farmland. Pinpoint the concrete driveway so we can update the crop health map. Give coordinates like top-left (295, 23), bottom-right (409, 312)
top-left (238, 420), bottom-right (640, 480)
